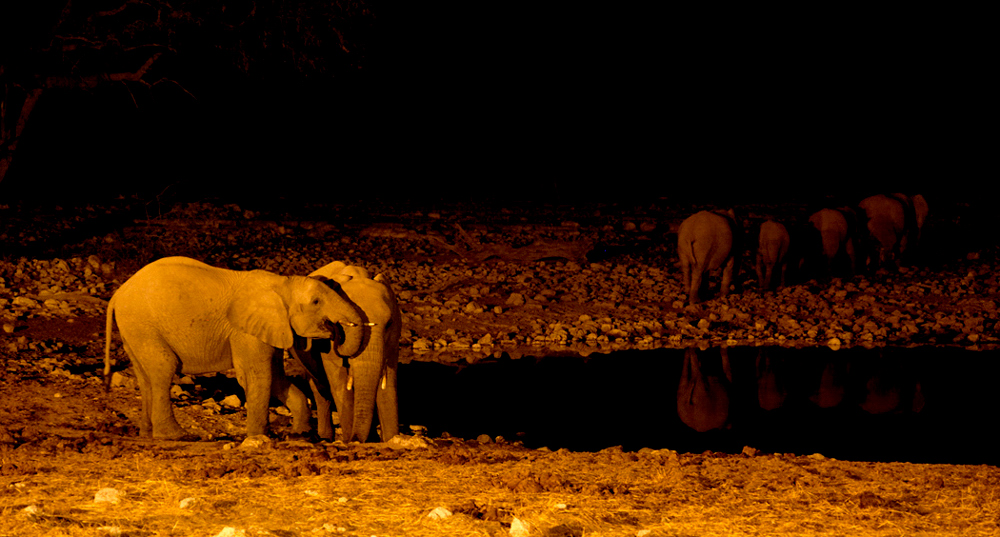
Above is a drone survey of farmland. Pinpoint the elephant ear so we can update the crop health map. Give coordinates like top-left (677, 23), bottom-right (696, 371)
top-left (227, 287), bottom-right (294, 349)
top-left (342, 266), bottom-right (370, 279)
top-left (308, 261), bottom-right (348, 281)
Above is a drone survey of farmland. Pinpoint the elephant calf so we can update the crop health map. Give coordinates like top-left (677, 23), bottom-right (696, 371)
top-left (677, 209), bottom-right (740, 304)
top-left (104, 256), bottom-right (365, 440)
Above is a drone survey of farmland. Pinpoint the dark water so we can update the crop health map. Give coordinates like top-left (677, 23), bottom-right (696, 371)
top-left (398, 346), bottom-right (1000, 465)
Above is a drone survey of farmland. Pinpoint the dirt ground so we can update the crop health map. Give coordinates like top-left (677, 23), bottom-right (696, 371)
top-left (2, 194), bottom-right (1000, 536)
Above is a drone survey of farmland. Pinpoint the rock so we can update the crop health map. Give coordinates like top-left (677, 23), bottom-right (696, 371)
top-left (240, 435), bottom-right (272, 449)
top-left (476, 434), bottom-right (493, 444)
top-left (212, 528), bottom-right (247, 537)
top-left (427, 507), bottom-right (452, 520)
top-left (510, 517), bottom-right (533, 537)
top-left (12, 296), bottom-right (37, 308)
top-left (2, 323), bottom-right (13, 334)
top-left (110, 372), bottom-right (136, 390)
top-left (409, 425), bottom-right (428, 436)
top-left (506, 293), bottom-right (526, 306)
top-left (179, 497), bottom-right (197, 509)
top-left (387, 434), bottom-right (434, 450)
top-left (220, 395), bottom-right (242, 408)
top-left (94, 487), bottom-right (122, 504)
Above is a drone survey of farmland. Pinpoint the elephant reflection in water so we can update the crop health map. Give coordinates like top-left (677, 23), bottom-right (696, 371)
top-left (809, 359), bottom-right (850, 409)
top-left (857, 354), bottom-right (925, 415)
top-left (677, 346), bottom-right (732, 432)
top-left (755, 348), bottom-right (788, 411)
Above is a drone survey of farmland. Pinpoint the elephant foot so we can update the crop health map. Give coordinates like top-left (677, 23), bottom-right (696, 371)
top-left (285, 431), bottom-right (324, 443)
top-left (154, 432), bottom-right (201, 442)
top-left (152, 424), bottom-right (189, 441)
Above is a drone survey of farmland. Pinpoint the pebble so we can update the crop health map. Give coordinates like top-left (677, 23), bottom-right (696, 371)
top-left (427, 507), bottom-right (452, 520)
top-left (510, 517), bottom-right (532, 537)
top-left (94, 488), bottom-right (122, 504)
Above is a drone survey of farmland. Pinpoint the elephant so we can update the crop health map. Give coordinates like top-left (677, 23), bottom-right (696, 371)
top-left (857, 194), bottom-right (907, 272)
top-left (289, 261), bottom-right (401, 443)
top-left (807, 207), bottom-right (857, 279)
top-left (756, 220), bottom-right (790, 291)
top-left (888, 193), bottom-right (929, 263)
top-left (103, 256), bottom-right (365, 440)
top-left (677, 346), bottom-right (732, 432)
top-left (677, 209), bottom-right (740, 304)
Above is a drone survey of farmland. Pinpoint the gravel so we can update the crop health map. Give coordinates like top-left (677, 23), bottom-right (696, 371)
top-left (2, 198), bottom-right (999, 373)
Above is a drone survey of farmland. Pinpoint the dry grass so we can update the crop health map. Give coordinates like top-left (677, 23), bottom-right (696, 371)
top-left (4, 442), bottom-right (1000, 537)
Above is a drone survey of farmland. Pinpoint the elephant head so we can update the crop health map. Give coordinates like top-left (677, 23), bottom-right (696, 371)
top-left (289, 261), bottom-right (401, 443)
top-left (227, 272), bottom-right (365, 357)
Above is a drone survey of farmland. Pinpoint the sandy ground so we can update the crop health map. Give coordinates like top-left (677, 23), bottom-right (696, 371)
top-left (2, 195), bottom-right (1000, 536)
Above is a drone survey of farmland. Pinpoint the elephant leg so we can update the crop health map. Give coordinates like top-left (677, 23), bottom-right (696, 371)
top-left (309, 378), bottom-right (336, 441)
top-left (719, 257), bottom-right (734, 299)
top-left (688, 266), bottom-right (703, 304)
top-left (126, 338), bottom-right (185, 440)
top-left (269, 352), bottom-right (312, 435)
top-left (325, 360), bottom-right (354, 442)
top-left (232, 337), bottom-right (274, 437)
top-left (125, 342), bottom-right (154, 437)
top-left (681, 261), bottom-right (692, 301)
top-left (376, 366), bottom-right (399, 441)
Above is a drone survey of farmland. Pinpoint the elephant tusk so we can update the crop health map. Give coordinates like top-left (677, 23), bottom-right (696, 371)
top-left (381, 372), bottom-right (387, 390)
top-left (304, 338), bottom-right (313, 352)
top-left (347, 371), bottom-right (353, 391)
top-left (343, 322), bottom-right (378, 327)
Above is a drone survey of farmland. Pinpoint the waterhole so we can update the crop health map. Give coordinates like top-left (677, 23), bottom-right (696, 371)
top-left (398, 346), bottom-right (999, 465)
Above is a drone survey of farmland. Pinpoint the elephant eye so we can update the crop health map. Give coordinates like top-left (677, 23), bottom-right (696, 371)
top-left (311, 298), bottom-right (320, 306)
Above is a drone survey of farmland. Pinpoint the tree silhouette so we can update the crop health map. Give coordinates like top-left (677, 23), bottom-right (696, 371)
top-left (0, 0), bottom-right (375, 188)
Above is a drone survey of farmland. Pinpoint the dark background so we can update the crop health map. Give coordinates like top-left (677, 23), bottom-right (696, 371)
top-left (0, 2), bottom-right (989, 204)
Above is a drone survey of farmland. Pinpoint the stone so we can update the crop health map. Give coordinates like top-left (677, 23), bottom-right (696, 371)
top-left (506, 293), bottom-right (526, 306)
top-left (94, 488), bottom-right (121, 504)
top-left (427, 507), bottom-right (452, 520)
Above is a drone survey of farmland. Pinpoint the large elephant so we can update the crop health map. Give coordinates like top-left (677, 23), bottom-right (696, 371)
top-left (677, 209), bottom-right (740, 304)
top-left (290, 261), bottom-right (401, 443)
top-left (807, 207), bottom-right (857, 279)
top-left (756, 219), bottom-right (790, 291)
top-left (857, 194), bottom-right (907, 272)
top-left (103, 256), bottom-right (364, 440)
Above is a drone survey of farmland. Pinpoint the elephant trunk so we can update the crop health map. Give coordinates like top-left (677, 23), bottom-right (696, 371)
top-left (323, 297), bottom-right (363, 357)
top-left (345, 341), bottom-right (384, 443)
top-left (336, 323), bottom-right (364, 358)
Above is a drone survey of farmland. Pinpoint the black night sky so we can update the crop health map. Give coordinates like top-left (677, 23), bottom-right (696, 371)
top-left (0, 2), bottom-right (989, 204)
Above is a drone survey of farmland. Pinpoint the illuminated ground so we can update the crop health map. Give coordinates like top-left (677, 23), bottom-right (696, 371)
top-left (2, 195), bottom-right (998, 536)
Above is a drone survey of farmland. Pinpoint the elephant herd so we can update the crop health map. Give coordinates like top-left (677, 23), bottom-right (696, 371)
top-left (103, 193), bottom-right (927, 443)
top-left (677, 193), bottom-right (928, 304)
top-left (104, 256), bottom-right (401, 443)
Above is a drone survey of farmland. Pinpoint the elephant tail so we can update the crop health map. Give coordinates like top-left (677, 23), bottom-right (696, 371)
top-left (103, 296), bottom-right (116, 392)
